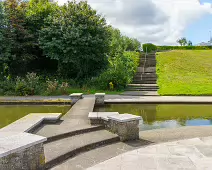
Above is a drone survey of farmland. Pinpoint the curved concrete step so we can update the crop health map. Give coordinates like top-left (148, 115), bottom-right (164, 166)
top-left (44, 130), bottom-right (119, 169)
top-left (50, 140), bottom-right (150, 170)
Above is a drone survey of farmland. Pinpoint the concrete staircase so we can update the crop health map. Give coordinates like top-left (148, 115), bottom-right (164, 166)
top-left (122, 52), bottom-right (159, 96)
top-left (44, 129), bottom-right (119, 169)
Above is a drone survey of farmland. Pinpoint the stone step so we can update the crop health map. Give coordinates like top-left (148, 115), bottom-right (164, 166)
top-left (134, 73), bottom-right (157, 78)
top-left (139, 63), bottom-right (156, 67)
top-left (44, 130), bottom-right (119, 169)
top-left (127, 86), bottom-right (159, 89)
top-left (128, 84), bottom-right (158, 87)
top-left (126, 88), bottom-right (158, 91)
top-left (121, 91), bottom-right (158, 96)
top-left (50, 141), bottom-right (146, 170)
top-left (133, 78), bottom-right (157, 81)
top-left (132, 80), bottom-right (157, 84)
top-left (137, 67), bottom-right (156, 73)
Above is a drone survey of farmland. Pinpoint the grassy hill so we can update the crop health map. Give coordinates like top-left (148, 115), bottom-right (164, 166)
top-left (156, 50), bottom-right (212, 95)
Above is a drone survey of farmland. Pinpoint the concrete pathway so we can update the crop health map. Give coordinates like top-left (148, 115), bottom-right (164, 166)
top-left (87, 136), bottom-right (212, 170)
top-left (34, 98), bottom-right (97, 138)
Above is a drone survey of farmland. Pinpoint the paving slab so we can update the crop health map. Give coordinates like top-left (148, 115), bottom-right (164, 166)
top-left (87, 136), bottom-right (212, 170)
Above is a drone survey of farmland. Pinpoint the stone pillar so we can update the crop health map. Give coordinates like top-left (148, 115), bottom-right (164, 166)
top-left (95, 93), bottom-right (105, 105)
top-left (0, 132), bottom-right (47, 170)
top-left (69, 93), bottom-right (83, 105)
top-left (108, 114), bottom-right (141, 141)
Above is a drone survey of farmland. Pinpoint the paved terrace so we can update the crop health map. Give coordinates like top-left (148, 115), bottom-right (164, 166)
top-left (87, 137), bottom-right (212, 170)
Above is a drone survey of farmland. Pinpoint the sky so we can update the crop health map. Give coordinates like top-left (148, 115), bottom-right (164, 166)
top-left (57, 0), bottom-right (212, 45)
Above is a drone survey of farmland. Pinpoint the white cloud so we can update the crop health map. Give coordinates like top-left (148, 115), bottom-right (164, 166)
top-left (57, 0), bottom-right (212, 45)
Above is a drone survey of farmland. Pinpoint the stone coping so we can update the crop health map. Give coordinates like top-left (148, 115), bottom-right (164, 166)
top-left (0, 132), bottom-right (46, 158)
top-left (0, 113), bottom-right (62, 133)
top-left (69, 93), bottom-right (83, 97)
top-left (108, 114), bottom-right (141, 122)
top-left (88, 112), bottom-right (119, 121)
top-left (95, 93), bottom-right (105, 96)
top-left (105, 96), bottom-right (212, 104)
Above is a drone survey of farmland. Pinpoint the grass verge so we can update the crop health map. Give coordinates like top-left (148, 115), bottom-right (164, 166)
top-left (157, 50), bottom-right (212, 96)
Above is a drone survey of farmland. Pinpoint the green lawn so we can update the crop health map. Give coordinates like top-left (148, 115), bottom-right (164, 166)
top-left (156, 50), bottom-right (212, 95)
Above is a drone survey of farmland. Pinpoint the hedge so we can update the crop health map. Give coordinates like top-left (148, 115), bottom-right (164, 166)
top-left (157, 46), bottom-right (212, 51)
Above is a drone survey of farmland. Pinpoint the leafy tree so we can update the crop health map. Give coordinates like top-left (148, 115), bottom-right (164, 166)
top-left (177, 37), bottom-right (187, 46)
top-left (39, 1), bottom-right (111, 79)
top-left (2, 0), bottom-right (34, 75)
top-left (187, 40), bottom-right (192, 46)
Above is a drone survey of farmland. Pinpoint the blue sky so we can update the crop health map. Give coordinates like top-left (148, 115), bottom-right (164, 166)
top-left (184, 0), bottom-right (212, 44)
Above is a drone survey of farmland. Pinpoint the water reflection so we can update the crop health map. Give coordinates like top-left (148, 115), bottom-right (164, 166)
top-left (94, 104), bottom-right (212, 131)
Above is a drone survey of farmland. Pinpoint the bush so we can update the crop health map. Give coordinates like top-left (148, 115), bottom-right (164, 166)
top-left (94, 51), bottom-right (140, 90)
top-left (46, 79), bottom-right (58, 94)
top-left (59, 82), bottom-right (69, 94)
top-left (14, 72), bottom-right (40, 96)
top-left (143, 43), bottom-right (157, 52)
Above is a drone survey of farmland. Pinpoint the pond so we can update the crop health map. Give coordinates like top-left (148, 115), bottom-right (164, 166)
top-left (94, 104), bottom-right (212, 131)
top-left (0, 105), bottom-right (71, 129)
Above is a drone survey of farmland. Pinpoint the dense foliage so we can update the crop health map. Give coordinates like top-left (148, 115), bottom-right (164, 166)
top-left (142, 43), bottom-right (157, 52)
top-left (0, 0), bottom-right (141, 95)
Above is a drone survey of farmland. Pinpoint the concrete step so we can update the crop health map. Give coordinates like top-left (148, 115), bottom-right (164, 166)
top-left (134, 73), bottom-right (157, 78)
top-left (133, 78), bottom-right (157, 81)
top-left (128, 84), bottom-right (158, 87)
top-left (132, 80), bottom-right (157, 84)
top-left (139, 63), bottom-right (156, 67)
top-left (127, 86), bottom-right (159, 89)
top-left (126, 88), bottom-right (158, 91)
top-left (137, 67), bottom-right (156, 73)
top-left (44, 130), bottom-right (119, 169)
top-left (121, 91), bottom-right (158, 96)
top-left (50, 141), bottom-right (147, 170)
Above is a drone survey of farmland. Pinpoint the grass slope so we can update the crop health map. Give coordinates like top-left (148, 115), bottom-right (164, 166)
top-left (157, 50), bottom-right (212, 95)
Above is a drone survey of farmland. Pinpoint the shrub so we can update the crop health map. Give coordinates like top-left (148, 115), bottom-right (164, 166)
top-left (59, 82), bottom-right (69, 94)
top-left (46, 79), bottom-right (58, 94)
top-left (143, 43), bottom-right (157, 52)
top-left (15, 77), bottom-right (33, 96)
top-left (94, 51), bottom-right (140, 90)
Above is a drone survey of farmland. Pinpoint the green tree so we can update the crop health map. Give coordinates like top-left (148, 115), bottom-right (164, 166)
top-left (187, 40), bottom-right (192, 46)
top-left (2, 0), bottom-right (34, 75)
top-left (39, 1), bottom-right (111, 79)
top-left (177, 37), bottom-right (187, 46)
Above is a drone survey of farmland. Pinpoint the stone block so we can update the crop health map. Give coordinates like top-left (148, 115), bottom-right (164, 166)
top-left (69, 93), bottom-right (83, 105)
top-left (88, 112), bottom-right (119, 125)
top-left (0, 132), bottom-right (46, 170)
top-left (108, 114), bottom-right (141, 141)
top-left (95, 93), bottom-right (105, 105)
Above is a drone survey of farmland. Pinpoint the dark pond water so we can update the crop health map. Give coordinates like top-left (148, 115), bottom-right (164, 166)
top-left (94, 104), bottom-right (212, 131)
top-left (0, 105), bottom-right (71, 129)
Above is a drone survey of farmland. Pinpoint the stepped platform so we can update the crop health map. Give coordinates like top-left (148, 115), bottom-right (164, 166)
top-left (124, 52), bottom-right (159, 95)
top-left (45, 130), bottom-right (119, 169)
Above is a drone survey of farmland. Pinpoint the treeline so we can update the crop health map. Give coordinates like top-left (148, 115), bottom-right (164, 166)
top-left (0, 0), bottom-right (141, 95)
top-left (142, 44), bottom-right (212, 53)
top-left (157, 46), bottom-right (212, 51)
